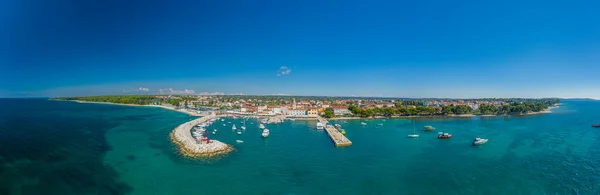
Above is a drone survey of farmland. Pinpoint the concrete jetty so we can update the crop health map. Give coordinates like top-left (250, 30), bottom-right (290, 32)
top-left (170, 115), bottom-right (234, 158)
top-left (318, 117), bottom-right (352, 147)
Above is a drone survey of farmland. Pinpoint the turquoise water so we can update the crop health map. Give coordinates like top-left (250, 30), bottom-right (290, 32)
top-left (1, 99), bottom-right (600, 194)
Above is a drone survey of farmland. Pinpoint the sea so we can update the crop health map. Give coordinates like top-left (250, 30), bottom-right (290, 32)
top-left (1, 99), bottom-right (599, 195)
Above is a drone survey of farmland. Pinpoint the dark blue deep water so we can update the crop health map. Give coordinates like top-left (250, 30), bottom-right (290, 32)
top-left (1, 99), bottom-right (600, 195)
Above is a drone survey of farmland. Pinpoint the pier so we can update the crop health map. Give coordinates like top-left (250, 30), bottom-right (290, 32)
top-left (170, 115), bottom-right (233, 158)
top-left (317, 117), bottom-right (352, 147)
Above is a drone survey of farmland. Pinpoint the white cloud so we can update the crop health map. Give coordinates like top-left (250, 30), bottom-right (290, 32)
top-left (276, 66), bottom-right (291, 76)
top-left (138, 87), bottom-right (149, 92)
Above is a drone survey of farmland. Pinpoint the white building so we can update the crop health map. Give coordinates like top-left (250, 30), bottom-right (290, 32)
top-left (334, 108), bottom-right (352, 116)
top-left (257, 105), bottom-right (267, 113)
top-left (272, 107), bottom-right (282, 115)
top-left (290, 110), bottom-right (307, 117)
top-left (281, 107), bottom-right (291, 115)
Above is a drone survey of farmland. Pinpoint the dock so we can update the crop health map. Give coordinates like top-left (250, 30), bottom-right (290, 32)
top-left (318, 117), bottom-right (352, 147)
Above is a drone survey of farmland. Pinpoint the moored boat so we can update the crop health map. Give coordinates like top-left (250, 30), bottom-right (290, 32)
top-left (259, 123), bottom-right (265, 129)
top-left (232, 124), bottom-right (237, 130)
top-left (360, 122), bottom-right (367, 126)
top-left (241, 126), bottom-right (246, 130)
top-left (236, 140), bottom-right (244, 143)
top-left (262, 129), bottom-right (270, 138)
top-left (340, 129), bottom-right (346, 135)
top-left (424, 126), bottom-right (436, 131)
top-left (437, 132), bottom-right (452, 139)
top-left (316, 122), bottom-right (324, 130)
top-left (472, 138), bottom-right (488, 146)
top-left (592, 124), bottom-right (600, 128)
top-left (237, 131), bottom-right (242, 135)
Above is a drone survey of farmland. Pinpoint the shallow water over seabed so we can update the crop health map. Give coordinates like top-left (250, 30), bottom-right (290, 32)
top-left (1, 99), bottom-right (599, 194)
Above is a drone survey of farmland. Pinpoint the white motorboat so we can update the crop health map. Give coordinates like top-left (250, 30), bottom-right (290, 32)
top-left (316, 122), bottom-right (324, 130)
top-left (241, 126), bottom-right (246, 130)
top-left (236, 140), bottom-right (244, 143)
top-left (232, 124), bottom-right (237, 130)
top-left (221, 119), bottom-right (225, 122)
top-left (289, 118), bottom-right (296, 121)
top-left (361, 122), bottom-right (367, 126)
top-left (237, 131), bottom-right (242, 135)
top-left (472, 138), bottom-right (488, 146)
top-left (259, 123), bottom-right (265, 129)
top-left (262, 129), bottom-right (270, 138)
top-left (223, 124), bottom-right (226, 126)
top-left (228, 122), bottom-right (231, 124)
top-left (212, 131), bottom-right (216, 134)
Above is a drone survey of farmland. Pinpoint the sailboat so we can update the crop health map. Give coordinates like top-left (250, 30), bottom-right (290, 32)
top-left (407, 120), bottom-right (419, 138)
top-left (241, 118), bottom-right (247, 130)
top-left (232, 124), bottom-right (237, 130)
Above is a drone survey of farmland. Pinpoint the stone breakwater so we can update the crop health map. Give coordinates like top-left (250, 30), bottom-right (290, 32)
top-left (170, 116), bottom-right (234, 158)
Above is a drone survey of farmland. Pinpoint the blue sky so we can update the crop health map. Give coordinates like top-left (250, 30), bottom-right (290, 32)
top-left (2, 0), bottom-right (599, 98)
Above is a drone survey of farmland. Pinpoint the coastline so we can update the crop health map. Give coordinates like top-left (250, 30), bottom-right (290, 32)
top-left (69, 100), bottom-right (202, 116)
top-left (67, 99), bottom-right (233, 158)
top-left (328, 105), bottom-right (560, 120)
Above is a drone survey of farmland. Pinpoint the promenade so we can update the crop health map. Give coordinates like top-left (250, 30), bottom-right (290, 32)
top-left (317, 116), bottom-right (352, 147)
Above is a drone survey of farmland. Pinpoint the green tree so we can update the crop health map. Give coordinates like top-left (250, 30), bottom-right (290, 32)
top-left (324, 108), bottom-right (335, 118)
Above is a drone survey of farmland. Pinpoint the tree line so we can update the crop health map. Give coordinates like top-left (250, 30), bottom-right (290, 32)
top-left (52, 95), bottom-right (191, 107)
top-left (347, 99), bottom-right (559, 117)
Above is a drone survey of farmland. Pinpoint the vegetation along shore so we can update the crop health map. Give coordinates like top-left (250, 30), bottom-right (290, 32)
top-left (52, 95), bottom-right (560, 119)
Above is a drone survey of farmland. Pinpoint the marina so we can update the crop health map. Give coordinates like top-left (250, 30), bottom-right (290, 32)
top-left (169, 115), bottom-right (234, 157)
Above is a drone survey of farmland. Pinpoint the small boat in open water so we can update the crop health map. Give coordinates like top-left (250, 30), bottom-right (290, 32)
top-left (593, 124), bottom-right (600, 128)
top-left (438, 132), bottom-right (452, 139)
top-left (472, 138), bottom-right (488, 146)
top-left (237, 131), bottom-right (242, 135)
top-left (236, 140), bottom-right (244, 143)
top-left (407, 120), bottom-right (419, 138)
top-left (262, 129), bottom-right (270, 138)
top-left (424, 126), bottom-right (436, 131)
top-left (361, 122), bottom-right (367, 126)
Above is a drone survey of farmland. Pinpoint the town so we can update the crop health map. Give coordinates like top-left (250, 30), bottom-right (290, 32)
top-left (54, 95), bottom-right (561, 118)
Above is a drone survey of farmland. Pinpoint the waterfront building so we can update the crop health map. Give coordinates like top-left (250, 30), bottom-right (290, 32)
top-left (334, 107), bottom-right (352, 116)
top-left (308, 109), bottom-right (319, 117)
top-left (290, 109), bottom-right (307, 117)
